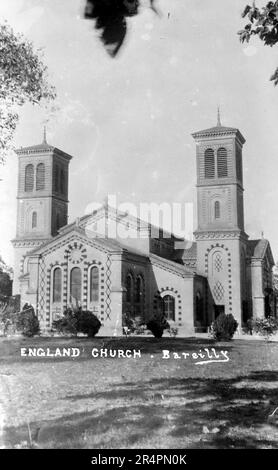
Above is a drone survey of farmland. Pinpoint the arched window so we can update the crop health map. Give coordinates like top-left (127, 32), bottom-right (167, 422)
top-left (60, 169), bottom-right (65, 194)
top-left (25, 164), bottom-right (34, 192)
top-left (236, 147), bottom-right (243, 182)
top-left (126, 274), bottom-right (133, 303)
top-left (217, 148), bottom-right (228, 178)
top-left (56, 213), bottom-right (60, 231)
top-left (136, 276), bottom-right (143, 303)
top-left (214, 201), bottom-right (220, 219)
top-left (53, 267), bottom-right (62, 302)
top-left (204, 149), bottom-right (215, 178)
top-left (54, 165), bottom-right (59, 192)
top-left (36, 163), bottom-right (45, 190)
top-left (196, 292), bottom-right (204, 324)
top-left (163, 295), bottom-right (175, 321)
top-left (32, 211), bottom-right (37, 229)
top-left (70, 267), bottom-right (82, 303)
top-left (90, 266), bottom-right (99, 302)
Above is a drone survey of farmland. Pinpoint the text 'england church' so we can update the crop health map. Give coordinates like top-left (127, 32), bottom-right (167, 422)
top-left (12, 118), bottom-right (275, 336)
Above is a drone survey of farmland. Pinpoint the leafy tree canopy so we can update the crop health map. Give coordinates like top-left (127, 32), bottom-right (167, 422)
top-left (238, 1), bottom-right (278, 85)
top-left (0, 22), bottom-right (56, 162)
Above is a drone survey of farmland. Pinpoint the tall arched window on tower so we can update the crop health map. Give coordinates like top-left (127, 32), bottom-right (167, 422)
top-left (36, 163), bottom-right (45, 190)
top-left (53, 267), bottom-right (62, 303)
top-left (60, 169), bottom-right (65, 194)
top-left (204, 149), bottom-right (215, 178)
top-left (89, 266), bottom-right (99, 302)
top-left (214, 201), bottom-right (220, 219)
top-left (25, 164), bottom-right (34, 192)
top-left (32, 211), bottom-right (37, 229)
top-left (54, 164), bottom-right (59, 192)
top-left (217, 148), bottom-right (228, 178)
top-left (236, 147), bottom-right (243, 182)
top-left (70, 267), bottom-right (82, 303)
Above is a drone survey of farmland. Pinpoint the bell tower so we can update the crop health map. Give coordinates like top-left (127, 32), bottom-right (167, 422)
top-left (12, 131), bottom-right (73, 295)
top-left (192, 113), bottom-right (249, 327)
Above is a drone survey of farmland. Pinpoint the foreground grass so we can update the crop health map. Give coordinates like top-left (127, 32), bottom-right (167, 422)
top-left (0, 336), bottom-right (278, 449)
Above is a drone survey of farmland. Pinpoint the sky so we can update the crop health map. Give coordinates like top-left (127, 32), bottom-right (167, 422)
top-left (0, 0), bottom-right (278, 266)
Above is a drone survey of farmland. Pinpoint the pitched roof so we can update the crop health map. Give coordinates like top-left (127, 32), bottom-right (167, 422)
top-left (247, 239), bottom-right (274, 265)
top-left (27, 225), bottom-right (124, 257)
top-left (149, 253), bottom-right (195, 278)
top-left (192, 124), bottom-right (245, 144)
top-left (15, 142), bottom-right (73, 160)
top-left (181, 242), bottom-right (197, 260)
top-left (59, 204), bottom-right (183, 241)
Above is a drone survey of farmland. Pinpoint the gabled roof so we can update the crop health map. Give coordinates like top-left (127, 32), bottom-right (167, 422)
top-left (26, 224), bottom-right (151, 262)
top-left (181, 241), bottom-right (197, 260)
top-left (149, 253), bottom-right (195, 278)
top-left (247, 239), bottom-right (274, 265)
top-left (59, 204), bottom-right (184, 241)
top-left (27, 225), bottom-right (125, 257)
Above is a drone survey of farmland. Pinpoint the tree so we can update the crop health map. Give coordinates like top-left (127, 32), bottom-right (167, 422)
top-left (84, 0), bottom-right (159, 57)
top-left (238, 1), bottom-right (278, 85)
top-left (0, 22), bottom-right (56, 162)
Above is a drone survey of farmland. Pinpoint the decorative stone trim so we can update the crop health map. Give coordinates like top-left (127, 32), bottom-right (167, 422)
top-left (205, 244), bottom-right (232, 312)
top-left (153, 287), bottom-right (182, 322)
top-left (105, 254), bottom-right (112, 320)
top-left (195, 231), bottom-right (248, 241)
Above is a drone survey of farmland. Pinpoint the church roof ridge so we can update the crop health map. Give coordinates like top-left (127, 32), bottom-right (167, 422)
top-left (66, 204), bottom-right (184, 241)
top-left (247, 238), bottom-right (274, 264)
top-left (27, 225), bottom-right (124, 257)
top-left (149, 253), bottom-right (195, 277)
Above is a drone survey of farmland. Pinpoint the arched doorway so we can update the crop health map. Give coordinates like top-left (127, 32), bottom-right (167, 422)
top-left (195, 291), bottom-right (205, 326)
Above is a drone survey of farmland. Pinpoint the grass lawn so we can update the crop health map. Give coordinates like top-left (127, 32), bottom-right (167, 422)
top-left (0, 335), bottom-right (278, 449)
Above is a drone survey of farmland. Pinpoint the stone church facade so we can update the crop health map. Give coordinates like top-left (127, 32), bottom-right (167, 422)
top-left (12, 119), bottom-right (275, 336)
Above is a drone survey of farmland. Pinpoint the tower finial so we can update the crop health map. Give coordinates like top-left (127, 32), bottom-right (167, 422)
top-left (217, 106), bottom-right (221, 127)
top-left (43, 125), bottom-right (47, 144)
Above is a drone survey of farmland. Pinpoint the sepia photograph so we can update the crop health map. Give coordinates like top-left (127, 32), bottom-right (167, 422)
top-left (0, 0), bottom-right (278, 456)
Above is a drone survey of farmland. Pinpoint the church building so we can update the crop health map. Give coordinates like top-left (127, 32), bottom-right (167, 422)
top-left (12, 118), bottom-right (275, 336)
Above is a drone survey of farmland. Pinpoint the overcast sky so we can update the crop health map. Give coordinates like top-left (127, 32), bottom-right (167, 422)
top-left (0, 0), bottom-right (278, 266)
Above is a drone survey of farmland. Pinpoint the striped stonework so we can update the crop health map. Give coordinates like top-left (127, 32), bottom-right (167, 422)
top-left (61, 261), bottom-right (68, 311)
top-left (153, 288), bottom-right (182, 324)
top-left (105, 254), bottom-right (112, 320)
top-left (205, 243), bottom-right (232, 312)
top-left (83, 263), bottom-right (88, 309)
top-left (100, 265), bottom-right (105, 323)
top-left (45, 268), bottom-right (51, 327)
top-left (38, 257), bottom-right (46, 324)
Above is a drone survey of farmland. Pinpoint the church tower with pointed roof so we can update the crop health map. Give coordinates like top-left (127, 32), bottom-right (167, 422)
top-left (12, 132), bottom-right (73, 295)
top-left (192, 112), bottom-right (249, 326)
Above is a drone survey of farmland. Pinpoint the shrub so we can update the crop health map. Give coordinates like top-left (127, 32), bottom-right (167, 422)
top-left (76, 310), bottom-right (101, 338)
top-left (147, 315), bottom-right (170, 339)
top-left (52, 308), bottom-right (78, 336)
top-left (16, 303), bottom-right (40, 337)
top-left (251, 316), bottom-right (278, 341)
top-left (169, 327), bottom-right (178, 338)
top-left (52, 307), bottom-right (101, 337)
top-left (122, 313), bottom-right (146, 335)
top-left (211, 313), bottom-right (238, 341)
